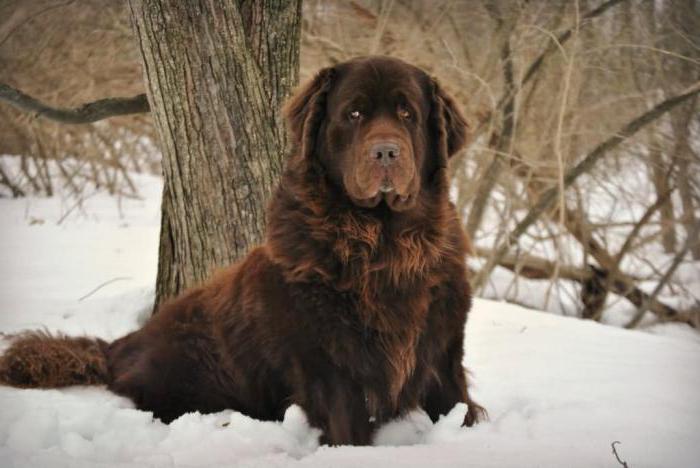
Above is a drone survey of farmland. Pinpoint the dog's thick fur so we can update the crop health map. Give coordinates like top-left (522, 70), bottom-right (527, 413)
top-left (0, 56), bottom-right (486, 446)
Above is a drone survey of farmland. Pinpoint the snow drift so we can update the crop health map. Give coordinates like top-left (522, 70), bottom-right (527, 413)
top-left (1, 170), bottom-right (699, 467)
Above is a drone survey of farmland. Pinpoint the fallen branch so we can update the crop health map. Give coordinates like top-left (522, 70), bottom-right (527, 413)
top-left (472, 81), bottom-right (700, 290)
top-left (473, 246), bottom-right (695, 327)
top-left (78, 277), bottom-right (132, 302)
top-left (0, 83), bottom-right (149, 124)
top-left (474, 246), bottom-right (593, 282)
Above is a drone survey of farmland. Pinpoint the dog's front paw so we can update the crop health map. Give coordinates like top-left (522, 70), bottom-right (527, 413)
top-left (462, 402), bottom-right (488, 427)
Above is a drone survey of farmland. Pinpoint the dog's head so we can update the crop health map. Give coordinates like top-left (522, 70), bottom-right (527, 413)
top-left (284, 56), bottom-right (468, 212)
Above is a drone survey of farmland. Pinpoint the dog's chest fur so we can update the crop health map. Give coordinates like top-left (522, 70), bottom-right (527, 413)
top-left (288, 254), bottom-right (435, 413)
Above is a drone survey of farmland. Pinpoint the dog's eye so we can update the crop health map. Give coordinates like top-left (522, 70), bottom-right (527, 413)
top-left (398, 107), bottom-right (411, 120)
top-left (348, 110), bottom-right (362, 121)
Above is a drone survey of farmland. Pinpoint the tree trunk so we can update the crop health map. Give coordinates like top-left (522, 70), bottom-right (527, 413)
top-left (648, 141), bottom-right (676, 253)
top-left (128, 0), bottom-right (301, 309)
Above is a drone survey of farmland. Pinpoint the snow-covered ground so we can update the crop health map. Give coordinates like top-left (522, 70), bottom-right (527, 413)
top-left (1, 167), bottom-right (700, 467)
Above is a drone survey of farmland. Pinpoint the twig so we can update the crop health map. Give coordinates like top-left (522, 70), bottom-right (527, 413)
top-left (78, 277), bottom-right (132, 302)
top-left (611, 441), bottom-right (630, 468)
top-left (0, 83), bottom-right (149, 124)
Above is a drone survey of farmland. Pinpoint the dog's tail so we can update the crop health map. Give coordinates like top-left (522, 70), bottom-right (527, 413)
top-left (0, 331), bottom-right (110, 388)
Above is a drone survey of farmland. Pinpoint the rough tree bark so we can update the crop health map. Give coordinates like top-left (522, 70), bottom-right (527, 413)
top-left (128, 0), bottom-right (301, 309)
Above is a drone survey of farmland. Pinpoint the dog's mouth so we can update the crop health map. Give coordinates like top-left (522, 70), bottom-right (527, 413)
top-left (352, 180), bottom-right (413, 211)
top-left (378, 180), bottom-right (395, 193)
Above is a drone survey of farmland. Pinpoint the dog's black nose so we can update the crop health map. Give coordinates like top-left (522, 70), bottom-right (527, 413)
top-left (370, 142), bottom-right (400, 166)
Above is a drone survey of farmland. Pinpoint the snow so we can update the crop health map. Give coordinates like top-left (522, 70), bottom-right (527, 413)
top-left (0, 168), bottom-right (161, 341)
top-left (1, 162), bottom-right (700, 467)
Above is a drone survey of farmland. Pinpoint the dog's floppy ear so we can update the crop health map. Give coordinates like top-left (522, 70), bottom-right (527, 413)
top-left (283, 67), bottom-right (334, 162)
top-left (429, 78), bottom-right (469, 163)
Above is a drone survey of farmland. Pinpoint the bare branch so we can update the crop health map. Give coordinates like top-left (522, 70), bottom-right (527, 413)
top-left (614, 185), bottom-right (674, 264)
top-left (473, 81), bottom-right (700, 289)
top-left (0, 83), bottom-right (149, 124)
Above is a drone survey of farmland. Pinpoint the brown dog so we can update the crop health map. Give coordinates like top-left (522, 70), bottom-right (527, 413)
top-left (0, 56), bottom-right (486, 446)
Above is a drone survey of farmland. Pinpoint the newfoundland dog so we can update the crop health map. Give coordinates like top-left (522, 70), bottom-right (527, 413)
top-left (0, 56), bottom-right (486, 446)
